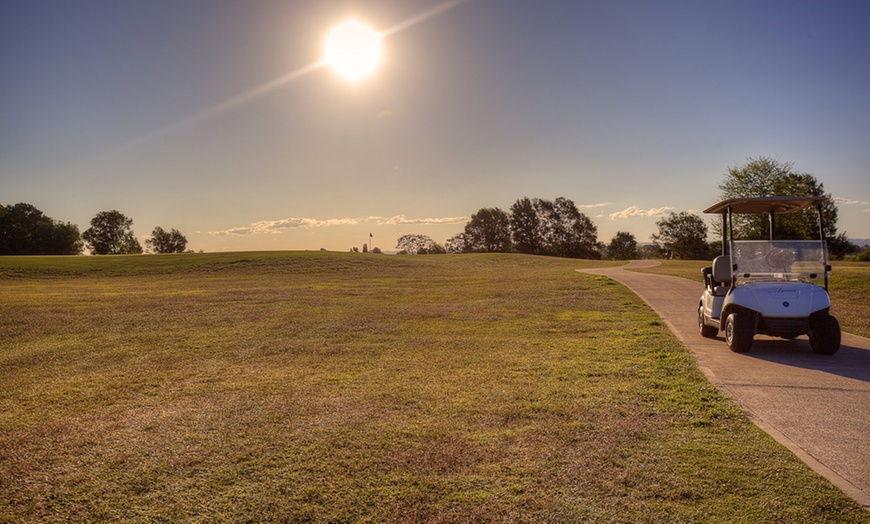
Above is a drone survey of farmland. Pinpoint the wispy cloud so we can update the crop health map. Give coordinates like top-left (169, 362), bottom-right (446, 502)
top-left (210, 217), bottom-right (359, 236)
top-left (380, 215), bottom-right (468, 225)
top-left (833, 197), bottom-right (870, 205)
top-left (609, 206), bottom-right (674, 220)
top-left (577, 202), bottom-right (610, 209)
top-left (209, 215), bottom-right (468, 236)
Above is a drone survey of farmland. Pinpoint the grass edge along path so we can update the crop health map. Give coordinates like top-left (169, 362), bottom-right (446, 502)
top-left (1, 252), bottom-right (868, 522)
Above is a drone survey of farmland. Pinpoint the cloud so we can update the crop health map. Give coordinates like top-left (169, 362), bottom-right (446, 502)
top-left (577, 202), bottom-right (610, 209)
top-left (381, 215), bottom-right (468, 226)
top-left (609, 206), bottom-right (675, 220)
top-left (209, 214), bottom-right (468, 236)
top-left (209, 217), bottom-right (359, 236)
top-left (833, 197), bottom-right (870, 205)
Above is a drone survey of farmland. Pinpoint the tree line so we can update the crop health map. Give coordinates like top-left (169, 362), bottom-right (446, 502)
top-left (4, 158), bottom-right (858, 259)
top-left (446, 196), bottom-right (607, 258)
top-left (396, 158), bottom-right (857, 260)
top-left (0, 205), bottom-right (188, 255)
top-left (395, 196), bottom-right (643, 259)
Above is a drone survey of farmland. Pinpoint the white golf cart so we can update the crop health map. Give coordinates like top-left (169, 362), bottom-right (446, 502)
top-left (698, 196), bottom-right (841, 354)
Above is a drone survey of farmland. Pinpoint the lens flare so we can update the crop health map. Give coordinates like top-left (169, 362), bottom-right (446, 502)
top-left (324, 20), bottom-right (382, 81)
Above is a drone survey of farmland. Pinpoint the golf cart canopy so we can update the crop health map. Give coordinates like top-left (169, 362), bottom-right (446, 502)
top-left (703, 196), bottom-right (829, 215)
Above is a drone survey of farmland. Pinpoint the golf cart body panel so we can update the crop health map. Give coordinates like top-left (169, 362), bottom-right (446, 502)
top-left (725, 282), bottom-right (830, 319)
top-left (698, 196), bottom-right (840, 353)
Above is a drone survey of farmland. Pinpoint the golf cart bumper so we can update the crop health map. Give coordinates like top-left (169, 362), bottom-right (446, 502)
top-left (758, 317), bottom-right (809, 338)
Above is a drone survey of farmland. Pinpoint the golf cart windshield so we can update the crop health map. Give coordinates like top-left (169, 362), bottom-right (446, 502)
top-left (731, 240), bottom-right (829, 285)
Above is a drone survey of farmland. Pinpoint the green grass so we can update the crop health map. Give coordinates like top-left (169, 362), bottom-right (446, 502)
top-left (629, 259), bottom-right (870, 338)
top-left (1, 252), bottom-right (867, 522)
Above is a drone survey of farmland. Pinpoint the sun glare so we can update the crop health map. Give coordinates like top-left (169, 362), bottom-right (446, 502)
top-left (324, 20), bottom-right (382, 82)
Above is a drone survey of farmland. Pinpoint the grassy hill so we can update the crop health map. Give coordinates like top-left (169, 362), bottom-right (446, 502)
top-left (1, 252), bottom-right (867, 522)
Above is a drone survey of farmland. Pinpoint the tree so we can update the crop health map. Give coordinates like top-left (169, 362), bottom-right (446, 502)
top-left (509, 197), bottom-right (544, 255)
top-left (606, 231), bottom-right (638, 260)
top-left (146, 226), bottom-right (188, 254)
top-left (396, 234), bottom-right (442, 255)
top-left (445, 233), bottom-right (467, 254)
top-left (0, 203), bottom-right (83, 255)
top-left (652, 211), bottom-right (709, 260)
top-left (461, 208), bottom-right (512, 253)
top-left (719, 157), bottom-right (852, 257)
top-left (535, 197), bottom-right (601, 259)
top-left (82, 210), bottom-right (142, 255)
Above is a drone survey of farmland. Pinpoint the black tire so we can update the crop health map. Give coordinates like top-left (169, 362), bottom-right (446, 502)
top-left (809, 315), bottom-right (841, 355)
top-left (699, 305), bottom-right (718, 338)
top-left (725, 313), bottom-right (753, 353)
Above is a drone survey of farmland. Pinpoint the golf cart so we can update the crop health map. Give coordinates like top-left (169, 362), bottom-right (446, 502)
top-left (698, 196), bottom-right (841, 354)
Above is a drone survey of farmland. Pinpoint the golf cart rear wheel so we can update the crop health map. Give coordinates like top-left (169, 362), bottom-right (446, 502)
top-left (725, 313), bottom-right (753, 353)
top-left (699, 305), bottom-right (718, 338)
top-left (809, 315), bottom-right (841, 355)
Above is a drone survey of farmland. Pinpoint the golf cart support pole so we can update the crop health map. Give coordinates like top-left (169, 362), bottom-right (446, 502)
top-left (818, 203), bottom-right (829, 291)
top-left (769, 211), bottom-right (775, 241)
top-left (728, 205), bottom-right (734, 256)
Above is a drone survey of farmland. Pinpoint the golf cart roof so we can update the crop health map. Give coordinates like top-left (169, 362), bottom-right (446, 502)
top-left (703, 196), bottom-right (829, 215)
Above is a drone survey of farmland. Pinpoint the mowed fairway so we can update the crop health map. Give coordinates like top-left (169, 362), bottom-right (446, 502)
top-left (1, 253), bottom-right (867, 522)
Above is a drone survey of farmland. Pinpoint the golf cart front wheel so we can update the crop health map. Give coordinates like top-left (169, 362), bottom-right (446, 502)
top-left (809, 315), bottom-right (841, 355)
top-left (725, 313), bottom-right (753, 353)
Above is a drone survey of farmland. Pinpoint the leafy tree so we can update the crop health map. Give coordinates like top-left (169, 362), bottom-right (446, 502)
top-left (638, 243), bottom-right (665, 259)
top-left (396, 234), bottom-right (441, 255)
top-left (509, 197), bottom-right (544, 255)
top-left (455, 197), bottom-right (601, 258)
top-left (445, 233), bottom-right (467, 254)
top-left (535, 197), bottom-right (601, 259)
top-left (606, 231), bottom-right (638, 260)
top-left (0, 203), bottom-right (83, 255)
top-left (146, 226), bottom-right (188, 254)
top-left (82, 210), bottom-right (142, 255)
top-left (427, 242), bottom-right (447, 254)
top-left (461, 208), bottom-right (512, 253)
top-left (719, 157), bottom-right (852, 257)
top-left (652, 211), bottom-right (709, 260)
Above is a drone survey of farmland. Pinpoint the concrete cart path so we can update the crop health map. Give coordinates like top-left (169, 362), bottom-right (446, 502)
top-left (580, 261), bottom-right (870, 508)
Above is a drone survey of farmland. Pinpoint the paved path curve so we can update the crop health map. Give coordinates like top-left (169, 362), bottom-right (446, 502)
top-left (580, 260), bottom-right (870, 508)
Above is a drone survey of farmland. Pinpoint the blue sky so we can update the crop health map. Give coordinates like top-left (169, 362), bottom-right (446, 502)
top-left (2, 0), bottom-right (868, 252)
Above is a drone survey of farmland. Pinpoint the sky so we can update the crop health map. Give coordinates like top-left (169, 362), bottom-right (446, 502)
top-left (2, 0), bottom-right (869, 253)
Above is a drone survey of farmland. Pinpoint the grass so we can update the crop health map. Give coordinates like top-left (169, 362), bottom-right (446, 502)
top-left (629, 259), bottom-right (870, 338)
top-left (1, 252), bottom-right (867, 522)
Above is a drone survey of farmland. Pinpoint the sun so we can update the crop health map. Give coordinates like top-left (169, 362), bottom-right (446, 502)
top-left (324, 20), bottom-right (382, 82)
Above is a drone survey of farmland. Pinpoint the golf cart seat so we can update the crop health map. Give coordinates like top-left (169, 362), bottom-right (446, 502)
top-left (711, 255), bottom-right (732, 296)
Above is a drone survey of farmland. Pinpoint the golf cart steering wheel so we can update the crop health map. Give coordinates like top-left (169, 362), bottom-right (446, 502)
top-left (765, 248), bottom-right (795, 268)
